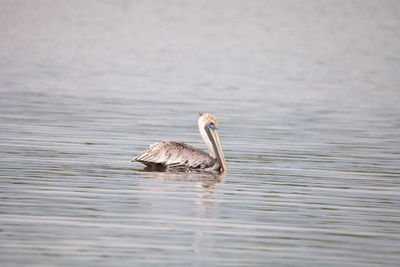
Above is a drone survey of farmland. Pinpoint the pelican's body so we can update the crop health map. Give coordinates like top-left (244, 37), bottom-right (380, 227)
top-left (133, 113), bottom-right (227, 173)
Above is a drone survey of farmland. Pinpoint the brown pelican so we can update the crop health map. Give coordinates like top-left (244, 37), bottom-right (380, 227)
top-left (132, 113), bottom-right (227, 173)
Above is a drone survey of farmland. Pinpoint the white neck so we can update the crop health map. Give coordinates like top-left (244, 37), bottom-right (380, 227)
top-left (198, 121), bottom-right (216, 158)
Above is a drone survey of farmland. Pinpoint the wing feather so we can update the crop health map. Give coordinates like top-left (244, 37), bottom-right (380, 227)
top-left (134, 141), bottom-right (216, 169)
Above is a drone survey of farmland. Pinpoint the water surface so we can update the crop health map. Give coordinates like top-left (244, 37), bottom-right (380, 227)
top-left (1, 0), bottom-right (400, 266)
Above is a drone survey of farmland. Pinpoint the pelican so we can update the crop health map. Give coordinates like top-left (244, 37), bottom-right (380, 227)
top-left (132, 113), bottom-right (227, 173)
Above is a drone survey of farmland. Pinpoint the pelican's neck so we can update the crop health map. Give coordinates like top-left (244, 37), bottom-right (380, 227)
top-left (198, 121), bottom-right (216, 158)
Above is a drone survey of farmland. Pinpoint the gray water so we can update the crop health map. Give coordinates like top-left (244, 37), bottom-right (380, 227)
top-left (1, 0), bottom-right (400, 266)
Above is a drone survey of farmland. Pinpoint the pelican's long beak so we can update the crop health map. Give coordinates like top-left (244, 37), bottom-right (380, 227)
top-left (205, 124), bottom-right (227, 173)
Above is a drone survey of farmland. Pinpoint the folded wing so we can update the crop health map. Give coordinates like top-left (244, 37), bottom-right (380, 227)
top-left (133, 141), bottom-right (216, 169)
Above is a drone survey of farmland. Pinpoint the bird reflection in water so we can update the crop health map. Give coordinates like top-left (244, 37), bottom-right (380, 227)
top-left (134, 168), bottom-right (225, 186)
top-left (134, 167), bottom-right (222, 254)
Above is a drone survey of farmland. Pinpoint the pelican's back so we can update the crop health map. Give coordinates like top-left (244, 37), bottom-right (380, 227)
top-left (133, 141), bottom-right (217, 170)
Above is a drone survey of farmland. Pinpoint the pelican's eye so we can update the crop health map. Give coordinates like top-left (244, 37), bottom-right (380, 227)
top-left (208, 122), bottom-right (217, 130)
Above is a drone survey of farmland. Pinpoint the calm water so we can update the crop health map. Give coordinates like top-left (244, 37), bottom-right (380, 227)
top-left (1, 0), bottom-right (400, 266)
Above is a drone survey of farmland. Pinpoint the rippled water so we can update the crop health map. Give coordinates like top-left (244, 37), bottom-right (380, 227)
top-left (1, 0), bottom-right (400, 266)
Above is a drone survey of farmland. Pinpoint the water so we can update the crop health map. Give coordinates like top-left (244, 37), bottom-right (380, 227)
top-left (1, 0), bottom-right (400, 265)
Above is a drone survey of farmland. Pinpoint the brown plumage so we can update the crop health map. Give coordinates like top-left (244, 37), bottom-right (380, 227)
top-left (134, 141), bottom-right (218, 170)
top-left (132, 113), bottom-right (227, 172)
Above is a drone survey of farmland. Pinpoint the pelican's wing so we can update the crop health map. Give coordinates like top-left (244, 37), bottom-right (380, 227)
top-left (133, 141), bottom-right (216, 169)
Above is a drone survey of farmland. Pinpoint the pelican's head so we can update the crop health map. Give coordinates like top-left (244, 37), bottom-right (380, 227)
top-left (198, 113), bottom-right (227, 173)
